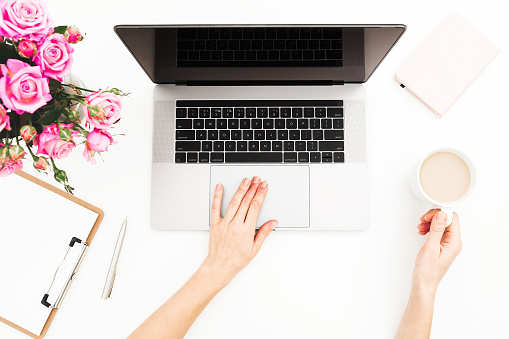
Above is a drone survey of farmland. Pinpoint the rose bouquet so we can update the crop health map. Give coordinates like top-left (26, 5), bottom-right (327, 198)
top-left (0, 0), bottom-right (126, 193)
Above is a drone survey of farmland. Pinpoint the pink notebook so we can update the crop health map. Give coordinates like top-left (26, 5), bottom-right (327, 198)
top-left (395, 12), bottom-right (500, 117)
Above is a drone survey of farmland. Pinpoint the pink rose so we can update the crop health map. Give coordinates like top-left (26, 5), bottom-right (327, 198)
top-left (86, 129), bottom-right (115, 152)
top-left (64, 27), bottom-right (83, 44)
top-left (33, 33), bottom-right (74, 81)
top-left (83, 129), bottom-right (116, 164)
top-left (19, 124), bottom-right (37, 141)
top-left (83, 90), bottom-right (122, 130)
top-left (18, 39), bottom-right (37, 58)
top-left (33, 156), bottom-right (48, 170)
top-left (0, 0), bottom-right (53, 41)
top-left (0, 104), bottom-right (11, 132)
top-left (0, 59), bottom-right (51, 114)
top-left (34, 123), bottom-right (77, 159)
top-left (0, 157), bottom-right (23, 177)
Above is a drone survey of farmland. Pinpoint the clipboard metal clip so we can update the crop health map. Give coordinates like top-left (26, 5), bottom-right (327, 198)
top-left (41, 237), bottom-right (88, 309)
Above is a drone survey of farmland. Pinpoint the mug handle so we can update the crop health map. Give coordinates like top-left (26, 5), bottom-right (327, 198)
top-left (432, 205), bottom-right (454, 226)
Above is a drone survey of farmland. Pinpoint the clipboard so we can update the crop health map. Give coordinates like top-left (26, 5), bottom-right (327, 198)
top-left (0, 171), bottom-right (104, 338)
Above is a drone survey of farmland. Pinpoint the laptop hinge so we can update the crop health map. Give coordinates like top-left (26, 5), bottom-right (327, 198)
top-left (176, 80), bottom-right (344, 86)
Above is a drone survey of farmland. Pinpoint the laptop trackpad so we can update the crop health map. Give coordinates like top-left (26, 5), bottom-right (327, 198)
top-left (210, 165), bottom-right (310, 228)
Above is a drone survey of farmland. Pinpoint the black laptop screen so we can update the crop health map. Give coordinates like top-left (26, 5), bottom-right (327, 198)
top-left (115, 25), bottom-right (405, 84)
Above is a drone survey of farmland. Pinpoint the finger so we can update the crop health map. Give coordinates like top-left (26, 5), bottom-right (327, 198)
top-left (418, 222), bottom-right (430, 234)
top-left (420, 209), bottom-right (440, 223)
top-left (211, 183), bottom-right (224, 225)
top-left (234, 176), bottom-right (261, 221)
top-left (253, 220), bottom-right (278, 254)
top-left (245, 180), bottom-right (269, 226)
top-left (445, 212), bottom-right (460, 234)
top-left (424, 210), bottom-right (448, 248)
top-left (223, 178), bottom-right (251, 222)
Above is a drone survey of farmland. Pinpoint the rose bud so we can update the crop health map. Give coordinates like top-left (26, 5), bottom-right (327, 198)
top-left (20, 125), bottom-right (37, 142)
top-left (9, 145), bottom-right (26, 161)
top-left (17, 39), bottom-right (38, 58)
top-left (34, 156), bottom-right (49, 170)
top-left (0, 104), bottom-right (11, 133)
top-left (64, 27), bottom-right (83, 44)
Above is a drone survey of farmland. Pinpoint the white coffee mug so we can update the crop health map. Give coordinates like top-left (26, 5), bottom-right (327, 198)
top-left (410, 147), bottom-right (476, 226)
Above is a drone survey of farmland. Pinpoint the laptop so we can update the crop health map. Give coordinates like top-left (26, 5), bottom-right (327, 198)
top-left (114, 25), bottom-right (406, 230)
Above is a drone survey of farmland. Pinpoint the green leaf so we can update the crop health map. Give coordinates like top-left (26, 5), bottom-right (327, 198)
top-left (37, 109), bottom-right (63, 125)
top-left (53, 26), bottom-right (68, 35)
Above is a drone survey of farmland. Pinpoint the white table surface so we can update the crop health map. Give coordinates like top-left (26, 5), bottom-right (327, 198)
top-left (1, 0), bottom-right (508, 338)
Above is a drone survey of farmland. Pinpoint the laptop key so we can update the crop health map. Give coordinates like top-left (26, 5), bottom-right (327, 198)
top-left (231, 130), bottom-right (242, 140)
top-left (176, 130), bottom-right (195, 140)
top-left (249, 141), bottom-right (259, 151)
top-left (205, 119), bottom-right (215, 129)
top-left (333, 119), bottom-right (344, 129)
top-left (284, 152), bottom-right (297, 163)
top-left (254, 130), bottom-right (265, 140)
top-left (175, 153), bottom-right (186, 163)
top-left (219, 130), bottom-right (230, 140)
top-left (176, 119), bottom-right (192, 129)
top-left (298, 152), bottom-right (310, 163)
top-left (296, 141), bottom-right (306, 151)
top-left (225, 141), bottom-right (236, 152)
top-left (313, 130), bottom-right (324, 140)
top-left (193, 119), bottom-right (204, 129)
top-left (310, 118), bottom-right (320, 129)
top-left (208, 130), bottom-right (218, 140)
top-left (243, 130), bottom-right (253, 140)
top-left (211, 152), bottom-right (224, 163)
top-left (284, 141), bottom-right (294, 151)
top-left (176, 108), bottom-right (187, 118)
top-left (240, 119), bottom-right (250, 129)
top-left (281, 108), bottom-right (291, 118)
top-left (202, 141), bottom-right (212, 151)
top-left (315, 108), bottom-right (326, 117)
top-left (176, 141), bottom-right (200, 151)
top-left (334, 152), bottom-right (345, 163)
top-left (222, 108), bottom-right (233, 118)
top-left (327, 107), bottom-right (343, 117)
top-left (286, 119), bottom-right (297, 129)
top-left (187, 153), bottom-right (198, 163)
top-left (289, 130), bottom-right (300, 140)
top-left (292, 108), bottom-right (303, 118)
top-left (252, 119), bottom-right (262, 129)
top-left (321, 119), bottom-right (332, 129)
top-left (298, 119), bottom-right (309, 129)
top-left (319, 141), bottom-right (344, 151)
top-left (225, 152), bottom-right (282, 163)
top-left (275, 119), bottom-right (285, 129)
top-left (304, 108), bottom-right (314, 117)
top-left (214, 141), bottom-right (225, 151)
top-left (217, 119), bottom-right (227, 129)
top-left (260, 141), bottom-right (271, 151)
top-left (228, 119), bottom-right (239, 129)
top-left (322, 152), bottom-right (333, 162)
top-left (269, 108), bottom-right (279, 118)
top-left (278, 130), bottom-right (288, 140)
top-left (266, 130), bottom-right (277, 140)
top-left (246, 108), bottom-right (256, 118)
top-left (196, 130), bottom-right (207, 140)
top-left (301, 130), bottom-right (312, 140)
top-left (233, 141), bottom-right (246, 152)
top-left (272, 141), bottom-right (282, 151)
top-left (234, 108), bottom-right (245, 118)
top-left (310, 152), bottom-right (321, 162)
top-left (199, 108), bottom-right (210, 118)
top-left (257, 108), bottom-right (268, 118)
top-left (324, 130), bottom-right (344, 140)
top-left (307, 141), bottom-right (318, 151)
top-left (263, 119), bottom-right (274, 129)
top-left (211, 108), bottom-right (222, 118)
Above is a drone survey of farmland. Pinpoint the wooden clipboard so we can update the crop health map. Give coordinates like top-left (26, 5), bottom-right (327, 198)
top-left (0, 171), bottom-right (104, 338)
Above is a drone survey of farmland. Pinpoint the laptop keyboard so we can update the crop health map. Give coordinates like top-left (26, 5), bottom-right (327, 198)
top-left (176, 27), bottom-right (342, 67)
top-left (174, 100), bottom-right (345, 164)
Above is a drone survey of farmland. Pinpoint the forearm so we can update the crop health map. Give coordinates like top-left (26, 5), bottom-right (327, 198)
top-left (128, 262), bottom-right (228, 339)
top-left (395, 281), bottom-right (437, 339)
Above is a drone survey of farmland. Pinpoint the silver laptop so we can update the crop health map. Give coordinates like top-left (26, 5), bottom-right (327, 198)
top-left (115, 25), bottom-right (406, 230)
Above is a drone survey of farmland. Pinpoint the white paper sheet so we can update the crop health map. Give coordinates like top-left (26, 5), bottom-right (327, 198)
top-left (0, 173), bottom-right (99, 336)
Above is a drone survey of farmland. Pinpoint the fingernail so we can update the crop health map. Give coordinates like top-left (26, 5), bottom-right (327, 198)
top-left (270, 221), bottom-right (278, 229)
top-left (253, 176), bottom-right (260, 184)
top-left (243, 178), bottom-right (250, 186)
top-left (436, 211), bottom-right (447, 222)
top-left (215, 183), bottom-right (222, 192)
top-left (260, 180), bottom-right (268, 188)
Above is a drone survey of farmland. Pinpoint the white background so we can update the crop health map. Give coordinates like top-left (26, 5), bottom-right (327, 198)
top-left (1, 0), bottom-right (508, 338)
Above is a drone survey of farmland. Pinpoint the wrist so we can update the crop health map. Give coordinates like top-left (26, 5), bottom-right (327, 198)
top-left (410, 279), bottom-right (438, 304)
top-left (197, 258), bottom-right (235, 292)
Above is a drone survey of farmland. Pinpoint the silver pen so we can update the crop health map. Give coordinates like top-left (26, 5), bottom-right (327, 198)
top-left (102, 217), bottom-right (127, 300)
